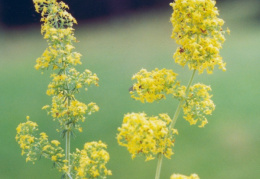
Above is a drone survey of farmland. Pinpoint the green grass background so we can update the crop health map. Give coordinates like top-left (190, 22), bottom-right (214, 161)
top-left (0, 0), bottom-right (259, 178)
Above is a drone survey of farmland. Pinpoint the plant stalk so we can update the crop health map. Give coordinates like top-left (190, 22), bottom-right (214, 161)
top-left (154, 69), bottom-right (196, 179)
top-left (170, 69), bottom-right (196, 129)
top-left (65, 90), bottom-right (71, 178)
top-left (65, 130), bottom-right (70, 179)
top-left (155, 153), bottom-right (163, 179)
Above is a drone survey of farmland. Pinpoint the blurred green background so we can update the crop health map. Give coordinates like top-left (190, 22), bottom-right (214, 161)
top-left (0, 0), bottom-right (259, 178)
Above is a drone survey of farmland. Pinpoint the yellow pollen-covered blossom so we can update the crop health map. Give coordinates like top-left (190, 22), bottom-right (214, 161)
top-left (71, 141), bottom-right (112, 179)
top-left (170, 0), bottom-right (229, 74)
top-left (131, 68), bottom-right (180, 103)
top-left (182, 83), bottom-right (215, 127)
top-left (117, 113), bottom-right (178, 161)
top-left (170, 173), bottom-right (200, 179)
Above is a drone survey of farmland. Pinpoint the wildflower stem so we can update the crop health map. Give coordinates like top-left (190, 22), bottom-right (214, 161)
top-left (66, 97), bottom-right (71, 179)
top-left (154, 69), bottom-right (196, 179)
top-left (65, 130), bottom-right (70, 178)
top-left (155, 153), bottom-right (163, 179)
top-left (170, 69), bottom-right (196, 129)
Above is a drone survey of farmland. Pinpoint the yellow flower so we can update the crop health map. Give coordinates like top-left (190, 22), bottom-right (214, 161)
top-left (131, 68), bottom-right (179, 103)
top-left (16, 125), bottom-right (22, 134)
top-left (170, 0), bottom-right (228, 74)
top-left (51, 155), bottom-right (57, 162)
top-left (117, 113), bottom-right (177, 161)
top-left (170, 173), bottom-right (200, 179)
top-left (72, 141), bottom-right (111, 178)
top-left (62, 164), bottom-right (69, 173)
top-left (76, 83), bottom-right (82, 89)
top-left (182, 83), bottom-right (215, 127)
top-left (40, 132), bottom-right (48, 139)
top-left (42, 105), bottom-right (50, 110)
top-left (227, 27), bottom-right (231, 35)
top-left (51, 140), bottom-right (60, 146)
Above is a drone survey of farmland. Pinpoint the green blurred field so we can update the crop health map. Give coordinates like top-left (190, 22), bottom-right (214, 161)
top-left (0, 0), bottom-right (259, 178)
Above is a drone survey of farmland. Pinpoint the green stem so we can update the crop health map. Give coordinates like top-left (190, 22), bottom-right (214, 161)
top-left (154, 69), bottom-right (196, 179)
top-left (65, 130), bottom-right (70, 179)
top-left (66, 130), bottom-right (70, 177)
top-left (170, 69), bottom-right (196, 129)
top-left (155, 153), bottom-right (163, 179)
top-left (65, 89), bottom-right (71, 179)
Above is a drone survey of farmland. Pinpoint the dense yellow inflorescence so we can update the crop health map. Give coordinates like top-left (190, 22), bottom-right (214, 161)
top-left (182, 83), bottom-right (215, 127)
top-left (117, 113), bottom-right (178, 161)
top-left (170, 0), bottom-right (229, 74)
top-left (71, 141), bottom-right (112, 179)
top-left (42, 94), bottom-right (99, 133)
top-left (170, 173), bottom-right (200, 179)
top-left (130, 68), bottom-right (180, 103)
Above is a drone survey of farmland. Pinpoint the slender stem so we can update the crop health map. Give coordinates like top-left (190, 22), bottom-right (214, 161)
top-left (186, 69), bottom-right (196, 95)
top-left (170, 69), bottom-right (196, 129)
top-left (53, 12), bottom-right (72, 179)
top-left (65, 130), bottom-right (70, 179)
top-left (155, 153), bottom-right (163, 179)
top-left (65, 88), bottom-right (71, 178)
top-left (154, 69), bottom-right (196, 179)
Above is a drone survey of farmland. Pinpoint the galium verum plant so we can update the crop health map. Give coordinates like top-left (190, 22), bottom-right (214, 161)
top-left (117, 0), bottom-right (229, 178)
top-left (15, 0), bottom-right (111, 178)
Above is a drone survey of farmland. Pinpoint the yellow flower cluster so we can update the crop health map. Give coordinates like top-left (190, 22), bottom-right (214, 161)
top-left (170, 0), bottom-right (229, 74)
top-left (117, 113), bottom-right (178, 161)
top-left (33, 0), bottom-right (78, 71)
top-left (15, 117), bottom-right (38, 163)
top-left (71, 141), bottom-right (112, 179)
top-left (46, 68), bottom-right (99, 96)
top-left (46, 94), bottom-right (99, 132)
top-left (16, 117), bottom-right (66, 170)
top-left (16, 1), bottom-right (109, 178)
top-left (182, 83), bottom-right (215, 127)
top-left (130, 68), bottom-right (180, 103)
top-left (170, 173), bottom-right (199, 179)
top-left (41, 136), bottom-right (65, 166)
top-left (32, 0), bottom-right (100, 134)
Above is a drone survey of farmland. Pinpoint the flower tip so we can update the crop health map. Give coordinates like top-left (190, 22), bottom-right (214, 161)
top-left (227, 28), bottom-right (231, 35)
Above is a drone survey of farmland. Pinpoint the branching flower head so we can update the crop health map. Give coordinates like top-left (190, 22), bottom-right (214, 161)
top-left (182, 83), bottom-right (215, 127)
top-left (170, 0), bottom-right (229, 74)
top-left (16, 1), bottom-right (110, 178)
top-left (48, 94), bottom-right (99, 133)
top-left (71, 141), bottom-right (112, 179)
top-left (46, 68), bottom-right (99, 96)
top-left (170, 173), bottom-right (200, 179)
top-left (15, 116), bottom-right (39, 163)
top-left (33, 0), bottom-right (100, 134)
top-left (33, 0), bottom-right (78, 71)
top-left (117, 113), bottom-right (178, 161)
top-left (130, 68), bottom-right (180, 103)
top-left (16, 117), bottom-right (66, 170)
